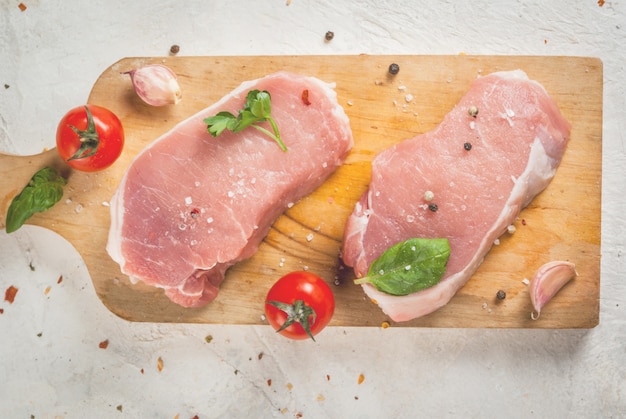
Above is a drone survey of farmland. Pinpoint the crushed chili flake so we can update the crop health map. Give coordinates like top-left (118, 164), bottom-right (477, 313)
top-left (204, 335), bottom-right (213, 343)
top-left (317, 394), bottom-right (325, 401)
top-left (190, 208), bottom-right (200, 218)
top-left (301, 89), bottom-right (311, 106)
top-left (18, 3), bottom-right (27, 11)
top-left (140, 368), bottom-right (144, 374)
top-left (521, 219), bottom-right (527, 226)
top-left (326, 374), bottom-right (331, 381)
top-left (99, 339), bottom-right (109, 349)
top-left (358, 373), bottom-right (365, 384)
top-left (258, 352), bottom-right (264, 360)
top-left (296, 413), bottom-right (303, 418)
top-left (57, 275), bottom-right (63, 284)
top-left (157, 357), bottom-right (164, 372)
top-left (267, 379), bottom-right (272, 386)
top-left (598, 0), bottom-right (605, 5)
top-left (5, 286), bottom-right (18, 303)
top-left (191, 416), bottom-right (199, 419)
top-left (286, 383), bottom-right (293, 390)
top-left (0, 308), bottom-right (4, 314)
top-left (44, 286), bottom-right (51, 295)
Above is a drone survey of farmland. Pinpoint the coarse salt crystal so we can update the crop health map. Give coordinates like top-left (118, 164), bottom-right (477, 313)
top-left (102, 201), bottom-right (110, 207)
top-left (423, 190), bottom-right (434, 201)
top-left (405, 94), bottom-right (414, 103)
top-left (306, 233), bottom-right (314, 242)
top-left (507, 225), bottom-right (516, 234)
top-left (185, 196), bottom-right (192, 205)
top-left (522, 278), bottom-right (530, 285)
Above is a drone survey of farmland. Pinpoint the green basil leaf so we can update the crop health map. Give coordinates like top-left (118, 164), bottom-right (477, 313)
top-left (5, 167), bottom-right (66, 233)
top-left (355, 238), bottom-right (451, 296)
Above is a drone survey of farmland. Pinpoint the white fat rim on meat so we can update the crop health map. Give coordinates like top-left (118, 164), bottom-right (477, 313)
top-left (363, 136), bottom-right (559, 322)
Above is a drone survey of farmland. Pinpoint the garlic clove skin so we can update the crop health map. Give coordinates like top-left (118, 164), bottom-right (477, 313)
top-left (529, 260), bottom-right (577, 320)
top-left (124, 64), bottom-right (182, 107)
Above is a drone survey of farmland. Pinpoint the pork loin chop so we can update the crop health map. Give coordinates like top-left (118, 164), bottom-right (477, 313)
top-left (107, 72), bottom-right (353, 308)
top-left (341, 70), bottom-right (570, 322)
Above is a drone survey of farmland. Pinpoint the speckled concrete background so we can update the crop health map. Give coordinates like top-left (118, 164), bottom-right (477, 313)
top-left (1, 1), bottom-right (624, 418)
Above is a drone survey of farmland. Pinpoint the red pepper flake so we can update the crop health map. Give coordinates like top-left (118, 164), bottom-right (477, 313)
top-left (18, 3), bottom-right (27, 11)
top-left (295, 413), bottom-right (303, 418)
top-left (301, 89), bottom-right (311, 106)
top-left (598, 0), bottom-right (605, 6)
top-left (191, 416), bottom-right (199, 419)
top-left (5, 286), bottom-right (18, 303)
top-left (357, 373), bottom-right (365, 384)
top-left (521, 219), bottom-right (527, 226)
top-left (57, 275), bottom-right (63, 284)
top-left (190, 208), bottom-right (200, 218)
top-left (99, 339), bottom-right (109, 349)
top-left (326, 374), bottom-right (331, 381)
top-left (267, 379), bottom-right (272, 387)
top-left (140, 368), bottom-right (144, 374)
top-left (0, 308), bottom-right (4, 314)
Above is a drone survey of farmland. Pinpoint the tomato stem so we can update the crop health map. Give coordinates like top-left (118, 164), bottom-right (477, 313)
top-left (67, 106), bottom-right (100, 161)
top-left (267, 299), bottom-right (317, 341)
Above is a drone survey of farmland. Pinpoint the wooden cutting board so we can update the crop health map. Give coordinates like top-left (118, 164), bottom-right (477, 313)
top-left (0, 55), bottom-right (602, 328)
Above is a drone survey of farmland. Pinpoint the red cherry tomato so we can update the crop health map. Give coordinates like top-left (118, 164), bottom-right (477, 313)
top-left (265, 271), bottom-right (335, 341)
top-left (56, 105), bottom-right (124, 172)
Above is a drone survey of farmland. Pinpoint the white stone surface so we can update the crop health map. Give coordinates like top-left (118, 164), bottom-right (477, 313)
top-left (1, 1), bottom-right (624, 417)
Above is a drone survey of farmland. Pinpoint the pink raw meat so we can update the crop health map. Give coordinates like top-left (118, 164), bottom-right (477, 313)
top-left (341, 70), bottom-right (571, 322)
top-left (107, 72), bottom-right (353, 308)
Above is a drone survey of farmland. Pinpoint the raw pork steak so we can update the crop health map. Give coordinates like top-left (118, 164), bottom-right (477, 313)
top-left (107, 72), bottom-right (353, 308)
top-left (342, 70), bottom-right (570, 322)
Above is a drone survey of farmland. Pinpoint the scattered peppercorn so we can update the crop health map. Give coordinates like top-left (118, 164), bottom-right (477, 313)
top-left (428, 203), bottom-right (438, 212)
top-left (464, 142), bottom-right (472, 151)
top-left (170, 44), bottom-right (180, 55)
top-left (496, 290), bottom-right (506, 300)
top-left (468, 105), bottom-right (479, 117)
top-left (325, 31), bottom-right (334, 41)
top-left (388, 63), bottom-right (400, 75)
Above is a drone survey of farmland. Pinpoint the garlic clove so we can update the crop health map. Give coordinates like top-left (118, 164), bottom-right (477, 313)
top-left (529, 260), bottom-right (577, 320)
top-left (124, 64), bottom-right (182, 107)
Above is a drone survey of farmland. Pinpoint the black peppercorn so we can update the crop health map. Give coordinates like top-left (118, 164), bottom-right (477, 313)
top-left (388, 63), bottom-right (400, 75)
top-left (170, 44), bottom-right (180, 55)
top-left (464, 142), bottom-right (472, 151)
top-left (325, 31), bottom-right (334, 41)
top-left (428, 203), bottom-right (438, 212)
top-left (496, 290), bottom-right (506, 300)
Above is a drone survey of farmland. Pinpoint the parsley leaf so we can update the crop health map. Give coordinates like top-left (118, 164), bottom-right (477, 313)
top-left (204, 89), bottom-right (286, 151)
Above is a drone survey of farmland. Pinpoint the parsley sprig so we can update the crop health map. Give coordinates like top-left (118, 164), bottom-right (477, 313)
top-left (204, 89), bottom-right (286, 151)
